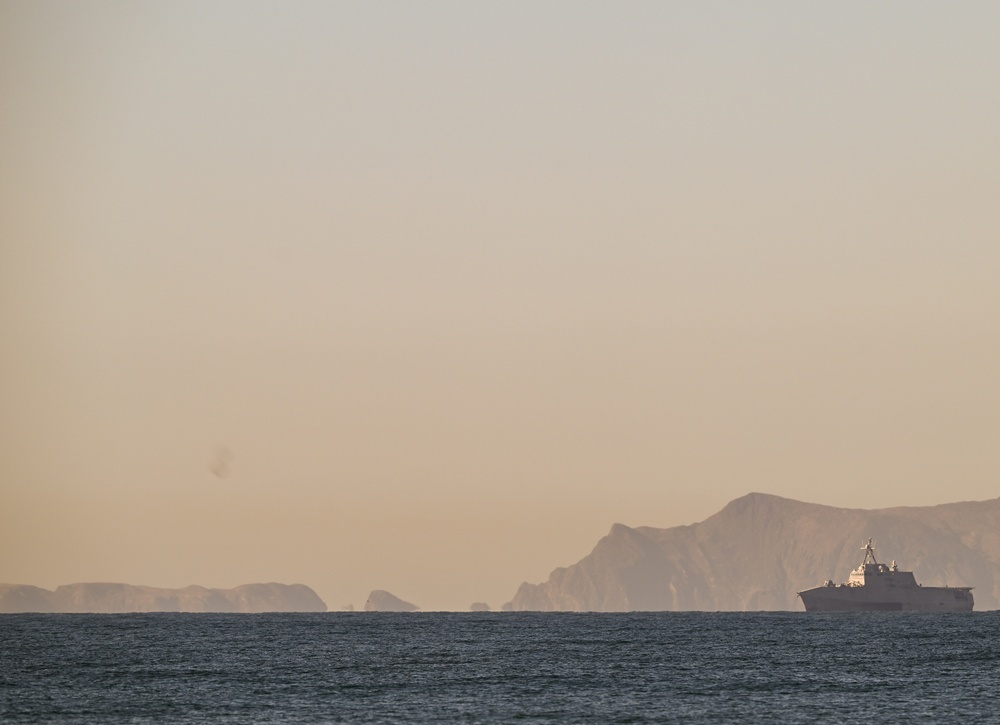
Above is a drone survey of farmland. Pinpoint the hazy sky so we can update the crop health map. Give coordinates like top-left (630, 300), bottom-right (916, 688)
top-left (2, 1), bottom-right (999, 611)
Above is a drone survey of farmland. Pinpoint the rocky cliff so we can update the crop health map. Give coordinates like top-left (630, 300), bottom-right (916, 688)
top-left (504, 493), bottom-right (1000, 611)
top-left (0, 582), bottom-right (327, 613)
top-left (364, 590), bottom-right (419, 612)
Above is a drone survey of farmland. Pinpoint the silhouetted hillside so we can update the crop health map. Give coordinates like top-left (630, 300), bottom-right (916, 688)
top-left (364, 590), bottom-right (419, 612)
top-left (504, 493), bottom-right (1000, 611)
top-left (0, 582), bottom-right (327, 613)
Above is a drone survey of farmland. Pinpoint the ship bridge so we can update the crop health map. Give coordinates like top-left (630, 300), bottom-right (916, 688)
top-left (847, 540), bottom-right (917, 588)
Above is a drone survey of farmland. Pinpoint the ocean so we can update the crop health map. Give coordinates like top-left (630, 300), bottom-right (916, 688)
top-left (2, 611), bottom-right (998, 723)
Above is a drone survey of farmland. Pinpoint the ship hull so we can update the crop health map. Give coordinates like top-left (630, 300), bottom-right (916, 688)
top-left (799, 586), bottom-right (973, 613)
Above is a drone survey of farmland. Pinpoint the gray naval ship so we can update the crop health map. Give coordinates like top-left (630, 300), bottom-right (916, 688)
top-left (798, 539), bottom-right (974, 612)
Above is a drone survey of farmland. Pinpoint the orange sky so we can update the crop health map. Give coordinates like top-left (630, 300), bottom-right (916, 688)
top-left (2, 2), bottom-right (999, 610)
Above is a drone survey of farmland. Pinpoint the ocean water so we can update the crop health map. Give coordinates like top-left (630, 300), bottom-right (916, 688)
top-left (2, 612), bottom-right (999, 723)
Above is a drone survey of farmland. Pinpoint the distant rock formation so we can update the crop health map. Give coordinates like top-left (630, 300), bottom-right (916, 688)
top-left (0, 584), bottom-right (59, 613)
top-left (469, 602), bottom-right (490, 612)
top-left (503, 493), bottom-right (1000, 612)
top-left (0, 582), bottom-right (327, 613)
top-left (364, 590), bottom-right (418, 612)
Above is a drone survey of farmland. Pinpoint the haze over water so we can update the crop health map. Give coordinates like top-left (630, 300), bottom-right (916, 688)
top-left (2, 2), bottom-right (999, 611)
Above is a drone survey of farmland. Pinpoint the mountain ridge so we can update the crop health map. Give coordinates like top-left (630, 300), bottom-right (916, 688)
top-left (0, 582), bottom-right (327, 613)
top-left (504, 493), bottom-right (1000, 611)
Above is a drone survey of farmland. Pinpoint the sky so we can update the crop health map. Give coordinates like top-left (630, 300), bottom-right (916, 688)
top-left (2, 1), bottom-right (999, 611)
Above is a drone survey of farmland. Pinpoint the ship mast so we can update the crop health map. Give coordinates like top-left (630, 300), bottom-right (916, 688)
top-left (861, 538), bottom-right (878, 567)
